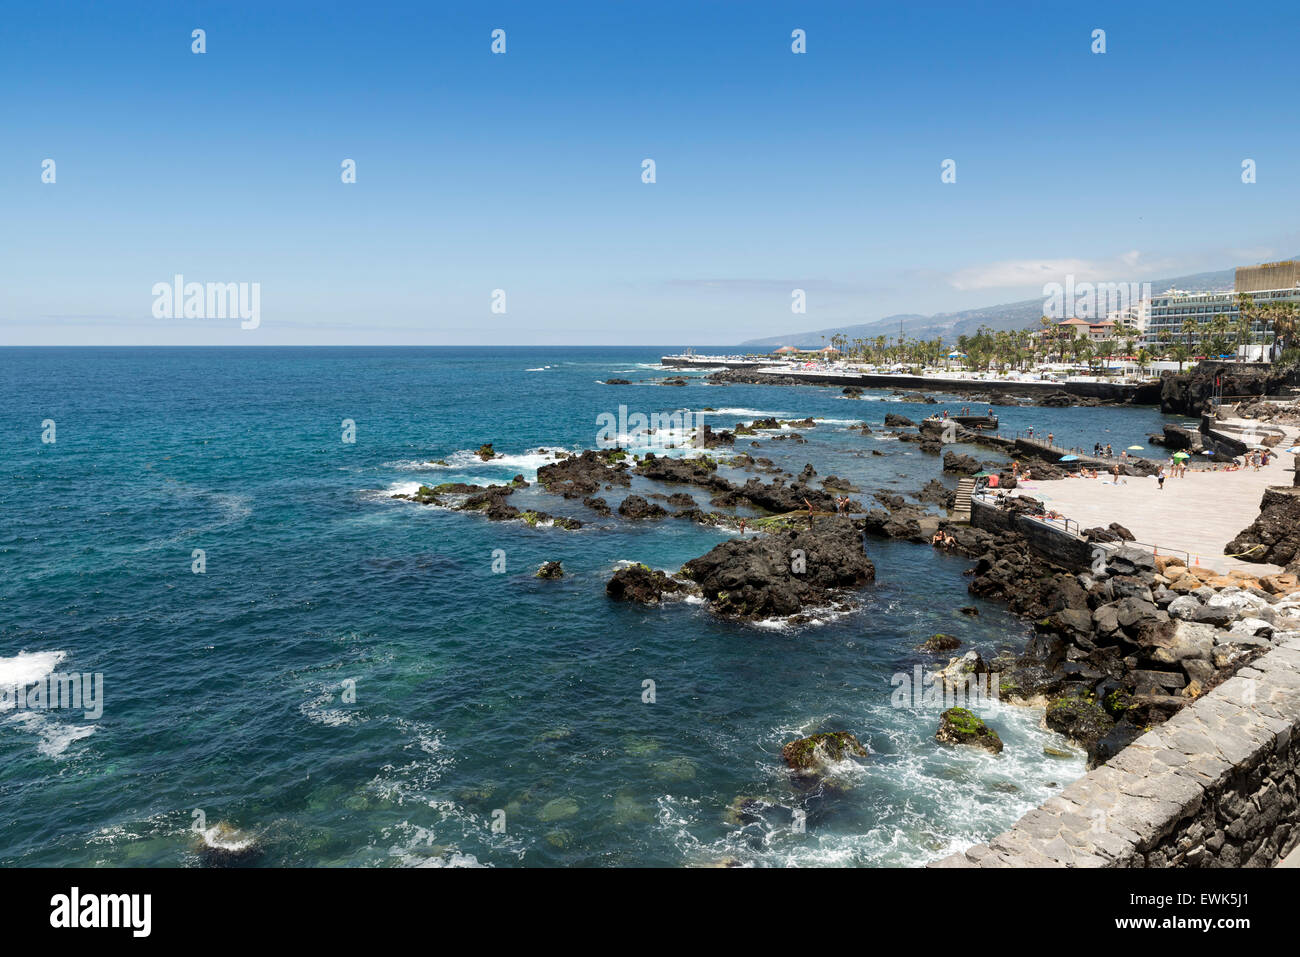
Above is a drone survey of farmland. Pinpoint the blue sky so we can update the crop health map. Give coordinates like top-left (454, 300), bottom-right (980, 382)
top-left (3, 0), bottom-right (1298, 345)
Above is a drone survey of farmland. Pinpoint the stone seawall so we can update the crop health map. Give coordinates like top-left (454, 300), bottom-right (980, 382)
top-left (971, 498), bottom-right (1095, 571)
top-left (700, 366), bottom-right (1162, 404)
top-left (931, 636), bottom-right (1300, 867)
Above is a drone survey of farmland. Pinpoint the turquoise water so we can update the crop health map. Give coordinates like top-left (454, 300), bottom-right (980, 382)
top-left (0, 347), bottom-right (1179, 866)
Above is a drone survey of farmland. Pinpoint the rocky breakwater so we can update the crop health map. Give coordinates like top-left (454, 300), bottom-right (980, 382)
top-left (932, 521), bottom-right (1300, 767)
top-left (607, 516), bottom-right (875, 623)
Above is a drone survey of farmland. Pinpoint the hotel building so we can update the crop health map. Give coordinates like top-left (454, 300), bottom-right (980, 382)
top-left (1143, 260), bottom-right (1300, 352)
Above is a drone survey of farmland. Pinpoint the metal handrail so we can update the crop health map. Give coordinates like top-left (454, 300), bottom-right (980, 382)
top-left (974, 490), bottom-right (1200, 567)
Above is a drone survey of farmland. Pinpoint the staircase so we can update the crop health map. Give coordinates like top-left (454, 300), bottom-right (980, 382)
top-left (952, 477), bottom-right (975, 523)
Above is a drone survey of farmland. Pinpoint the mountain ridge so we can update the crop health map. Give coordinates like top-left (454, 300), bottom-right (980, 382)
top-left (738, 266), bottom-right (1239, 349)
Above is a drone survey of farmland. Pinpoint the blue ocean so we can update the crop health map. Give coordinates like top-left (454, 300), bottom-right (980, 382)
top-left (0, 347), bottom-right (1182, 867)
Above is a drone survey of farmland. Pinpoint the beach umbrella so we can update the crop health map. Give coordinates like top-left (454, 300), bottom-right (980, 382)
top-left (1171, 451), bottom-right (1190, 460)
top-left (1287, 446), bottom-right (1300, 454)
top-left (972, 470), bottom-right (995, 478)
top-left (1059, 455), bottom-right (1078, 462)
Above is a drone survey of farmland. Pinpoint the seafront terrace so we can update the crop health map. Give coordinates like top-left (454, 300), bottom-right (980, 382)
top-left (998, 432), bottom-right (1297, 574)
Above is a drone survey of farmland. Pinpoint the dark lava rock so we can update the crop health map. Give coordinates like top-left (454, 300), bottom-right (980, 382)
top-left (634, 452), bottom-right (721, 487)
top-left (583, 496), bottom-right (611, 516)
top-left (862, 508), bottom-right (926, 543)
top-left (604, 378), bottom-right (631, 385)
top-left (476, 443), bottom-right (497, 461)
top-left (935, 708), bottom-right (1003, 753)
top-left (698, 425), bottom-right (735, 448)
top-left (618, 495), bottom-right (669, 520)
top-left (535, 561), bottom-right (564, 579)
top-left (680, 517), bottom-right (875, 620)
top-left (920, 633), bottom-right (962, 653)
top-left (917, 478), bottom-right (956, 508)
top-left (1160, 361), bottom-right (1290, 417)
top-left (942, 451), bottom-right (982, 474)
top-left (884, 412), bottom-right (917, 428)
top-left (605, 564), bottom-right (690, 603)
top-left (537, 450), bottom-right (631, 498)
top-left (1226, 487), bottom-right (1300, 569)
top-left (1083, 522), bottom-right (1137, 544)
top-left (780, 731), bottom-right (869, 772)
top-left (1045, 694), bottom-right (1114, 749)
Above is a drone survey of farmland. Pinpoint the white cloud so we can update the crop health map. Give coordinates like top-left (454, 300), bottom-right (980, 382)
top-left (946, 251), bottom-right (1184, 291)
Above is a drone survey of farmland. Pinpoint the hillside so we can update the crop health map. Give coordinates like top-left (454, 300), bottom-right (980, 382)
top-left (739, 266), bottom-right (1237, 349)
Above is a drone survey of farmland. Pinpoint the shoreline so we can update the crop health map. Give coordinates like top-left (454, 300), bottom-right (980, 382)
top-left (689, 362), bottom-right (1164, 404)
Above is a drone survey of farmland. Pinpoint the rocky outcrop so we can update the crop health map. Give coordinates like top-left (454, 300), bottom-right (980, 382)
top-left (680, 518), bottom-right (875, 620)
top-left (537, 449), bottom-right (631, 498)
top-left (780, 731), bottom-right (869, 772)
top-left (618, 495), bottom-right (669, 520)
top-left (965, 534), bottom-right (1300, 766)
top-left (920, 633), bottom-right (962, 653)
top-left (931, 634), bottom-right (1300, 869)
top-left (605, 564), bottom-right (694, 603)
top-left (916, 479), bottom-right (956, 509)
top-left (942, 451), bottom-right (982, 475)
top-left (935, 708), bottom-right (1003, 753)
top-left (1159, 362), bottom-right (1292, 416)
top-left (1044, 693), bottom-right (1114, 750)
top-left (536, 561), bottom-right (564, 579)
top-left (1225, 487), bottom-right (1300, 571)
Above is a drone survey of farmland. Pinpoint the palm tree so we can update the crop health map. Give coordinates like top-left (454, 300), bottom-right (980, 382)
top-left (1264, 301), bottom-right (1297, 361)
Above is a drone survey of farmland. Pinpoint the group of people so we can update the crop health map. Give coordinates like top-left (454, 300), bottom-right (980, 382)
top-left (1245, 449), bottom-right (1271, 471)
top-left (931, 529), bottom-right (957, 549)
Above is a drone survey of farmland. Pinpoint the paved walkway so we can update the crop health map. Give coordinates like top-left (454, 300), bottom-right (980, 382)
top-left (1004, 430), bottom-right (1298, 574)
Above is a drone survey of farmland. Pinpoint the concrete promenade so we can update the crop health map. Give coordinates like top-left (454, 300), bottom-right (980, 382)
top-left (1005, 432), bottom-right (1297, 574)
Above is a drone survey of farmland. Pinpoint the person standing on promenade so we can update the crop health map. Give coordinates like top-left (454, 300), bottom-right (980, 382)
top-left (1157, 466), bottom-right (1166, 491)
